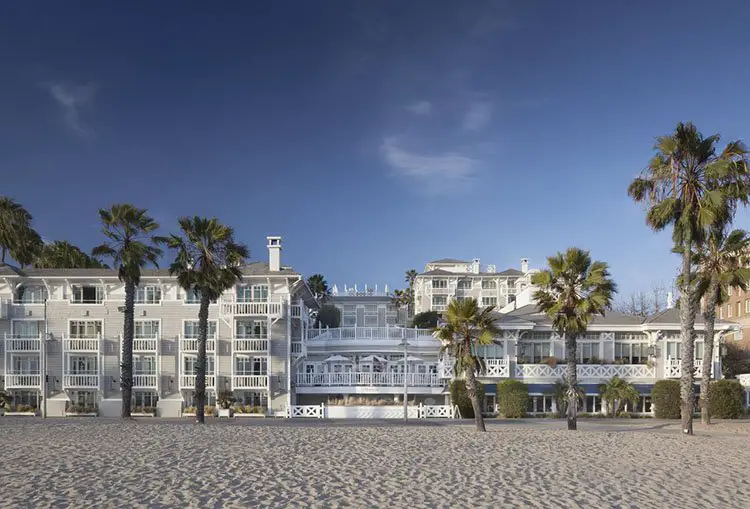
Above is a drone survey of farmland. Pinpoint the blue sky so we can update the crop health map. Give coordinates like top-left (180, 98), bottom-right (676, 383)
top-left (2, 1), bottom-right (750, 299)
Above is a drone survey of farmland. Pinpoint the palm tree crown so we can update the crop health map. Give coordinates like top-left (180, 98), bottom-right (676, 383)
top-left (34, 240), bottom-right (107, 269)
top-left (306, 274), bottom-right (331, 303)
top-left (0, 197), bottom-right (35, 264)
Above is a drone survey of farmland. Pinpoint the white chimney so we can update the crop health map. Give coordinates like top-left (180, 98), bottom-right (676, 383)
top-left (521, 258), bottom-right (529, 273)
top-left (267, 236), bottom-right (282, 272)
top-left (471, 258), bottom-right (480, 274)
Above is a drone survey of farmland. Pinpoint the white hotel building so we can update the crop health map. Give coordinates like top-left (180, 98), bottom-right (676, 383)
top-left (1, 242), bottom-right (748, 417)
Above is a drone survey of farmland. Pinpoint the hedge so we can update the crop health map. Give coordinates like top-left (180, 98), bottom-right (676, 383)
top-left (651, 379), bottom-right (681, 419)
top-left (497, 380), bottom-right (529, 418)
top-left (708, 380), bottom-right (745, 419)
top-left (449, 380), bottom-right (485, 418)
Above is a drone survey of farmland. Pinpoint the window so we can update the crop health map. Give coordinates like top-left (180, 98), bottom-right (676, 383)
top-left (69, 320), bottom-right (102, 338)
top-left (183, 320), bottom-right (217, 339)
top-left (481, 280), bottom-right (497, 290)
top-left (614, 342), bottom-right (649, 364)
top-left (364, 315), bottom-right (379, 326)
top-left (69, 356), bottom-right (97, 373)
top-left (577, 343), bottom-right (600, 364)
top-left (71, 285), bottom-right (103, 304)
top-left (135, 321), bottom-right (160, 339)
top-left (478, 344), bottom-right (505, 358)
top-left (342, 315), bottom-right (356, 326)
top-left (135, 285), bottom-right (162, 304)
top-left (746, 300), bottom-right (750, 314)
top-left (694, 342), bottom-right (704, 359)
top-left (235, 356), bottom-right (267, 375)
top-left (236, 320), bottom-right (267, 338)
top-left (727, 304), bottom-right (732, 318)
top-left (133, 391), bottom-right (158, 408)
top-left (432, 296), bottom-right (447, 307)
top-left (432, 279), bottom-right (448, 289)
top-left (134, 355), bottom-right (157, 374)
top-left (15, 285), bottom-right (47, 304)
top-left (253, 285), bottom-right (269, 302)
top-left (481, 297), bottom-right (497, 307)
top-left (457, 279), bottom-right (472, 290)
top-left (183, 356), bottom-right (215, 374)
top-left (12, 355), bottom-right (40, 373)
top-left (737, 301), bottom-right (742, 318)
top-left (666, 342), bottom-right (681, 359)
top-left (720, 307), bottom-right (724, 319)
top-left (186, 289), bottom-right (201, 304)
top-left (12, 320), bottom-right (43, 338)
top-left (519, 342), bottom-right (551, 363)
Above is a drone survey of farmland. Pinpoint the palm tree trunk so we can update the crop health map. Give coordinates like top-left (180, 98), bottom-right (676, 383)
top-left (195, 293), bottom-right (210, 424)
top-left (464, 366), bottom-right (486, 432)
top-left (700, 277), bottom-right (719, 425)
top-left (565, 334), bottom-right (578, 430)
top-left (1, 246), bottom-right (5, 263)
top-left (121, 281), bottom-right (135, 418)
top-left (679, 243), bottom-right (697, 435)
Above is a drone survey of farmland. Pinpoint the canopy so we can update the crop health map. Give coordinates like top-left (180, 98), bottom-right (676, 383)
top-left (323, 355), bottom-right (351, 362)
top-left (360, 355), bottom-right (387, 363)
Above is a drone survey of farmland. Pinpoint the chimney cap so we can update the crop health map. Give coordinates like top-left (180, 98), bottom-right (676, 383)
top-left (267, 236), bottom-right (282, 248)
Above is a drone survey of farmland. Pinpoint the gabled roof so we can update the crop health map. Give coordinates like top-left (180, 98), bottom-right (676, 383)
top-left (644, 307), bottom-right (736, 326)
top-left (505, 304), bottom-right (645, 326)
top-left (418, 269), bottom-right (457, 276)
top-left (0, 262), bottom-right (299, 278)
top-left (427, 258), bottom-right (468, 264)
top-left (418, 268), bottom-right (524, 277)
top-left (496, 268), bottom-right (524, 276)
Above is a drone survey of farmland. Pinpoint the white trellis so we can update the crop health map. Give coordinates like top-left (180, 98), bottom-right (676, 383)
top-left (288, 403), bottom-right (325, 419)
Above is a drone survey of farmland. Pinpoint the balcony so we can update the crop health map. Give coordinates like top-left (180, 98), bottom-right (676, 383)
top-left (5, 374), bottom-right (42, 388)
top-left (232, 338), bottom-right (268, 352)
top-left (133, 338), bottom-right (158, 352)
top-left (306, 326), bottom-right (435, 342)
top-left (179, 375), bottom-right (216, 390)
top-left (4, 335), bottom-right (42, 351)
top-left (180, 336), bottom-right (216, 353)
top-left (664, 358), bottom-right (706, 379)
top-left (63, 374), bottom-right (100, 389)
top-left (221, 299), bottom-right (283, 318)
top-left (294, 372), bottom-right (442, 387)
top-left (133, 374), bottom-right (158, 388)
top-left (482, 358), bottom-right (510, 378)
top-left (63, 336), bottom-right (101, 352)
top-left (232, 375), bottom-right (268, 389)
top-left (514, 363), bottom-right (656, 380)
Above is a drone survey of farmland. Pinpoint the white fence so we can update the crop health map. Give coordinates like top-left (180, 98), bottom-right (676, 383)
top-left (287, 403), bottom-right (457, 419)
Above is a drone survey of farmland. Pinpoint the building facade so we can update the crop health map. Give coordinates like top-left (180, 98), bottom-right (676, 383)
top-left (717, 286), bottom-right (750, 350)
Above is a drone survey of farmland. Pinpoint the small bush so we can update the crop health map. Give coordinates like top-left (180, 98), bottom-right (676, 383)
top-left (449, 380), bottom-right (485, 418)
top-left (709, 380), bottom-right (745, 419)
top-left (411, 311), bottom-right (439, 329)
top-left (497, 380), bottom-right (528, 418)
top-left (651, 380), bottom-right (681, 419)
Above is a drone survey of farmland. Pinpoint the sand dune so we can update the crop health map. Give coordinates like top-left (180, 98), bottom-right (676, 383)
top-left (2, 418), bottom-right (749, 508)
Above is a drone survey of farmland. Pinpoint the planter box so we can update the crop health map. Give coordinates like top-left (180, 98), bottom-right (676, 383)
top-left (234, 412), bottom-right (266, 418)
top-left (326, 405), bottom-right (420, 419)
top-left (218, 408), bottom-right (232, 418)
top-left (131, 413), bottom-right (156, 417)
top-left (65, 413), bottom-right (98, 417)
top-left (3, 412), bottom-right (37, 417)
top-left (182, 413), bottom-right (196, 418)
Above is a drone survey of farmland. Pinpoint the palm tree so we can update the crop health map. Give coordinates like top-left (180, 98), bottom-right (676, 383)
top-left (34, 240), bottom-right (107, 268)
top-left (694, 226), bottom-right (750, 424)
top-left (168, 217), bottom-right (249, 424)
top-left (13, 227), bottom-right (43, 268)
top-left (628, 122), bottom-right (750, 434)
top-left (0, 197), bottom-right (34, 264)
top-left (551, 379), bottom-right (585, 417)
top-left (92, 204), bottom-right (166, 418)
top-left (597, 376), bottom-right (640, 417)
top-left (531, 248), bottom-right (616, 430)
top-left (306, 274), bottom-right (331, 303)
top-left (405, 269), bottom-right (418, 317)
top-left (433, 298), bottom-right (499, 432)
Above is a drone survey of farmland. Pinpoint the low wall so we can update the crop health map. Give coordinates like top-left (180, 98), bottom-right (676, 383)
top-left (326, 405), bottom-right (420, 419)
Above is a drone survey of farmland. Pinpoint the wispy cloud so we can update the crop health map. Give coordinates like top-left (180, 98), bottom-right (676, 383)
top-left (44, 82), bottom-right (96, 135)
top-left (405, 100), bottom-right (432, 115)
top-left (462, 101), bottom-right (492, 131)
top-left (380, 137), bottom-right (478, 195)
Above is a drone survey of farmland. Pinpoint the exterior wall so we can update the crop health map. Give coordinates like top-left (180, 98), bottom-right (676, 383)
top-left (716, 287), bottom-right (750, 352)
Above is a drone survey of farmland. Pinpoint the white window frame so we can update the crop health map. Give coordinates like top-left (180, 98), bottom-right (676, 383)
top-left (134, 355), bottom-right (157, 374)
top-left (432, 295), bottom-right (447, 306)
top-left (457, 279), bottom-right (473, 290)
top-left (135, 285), bottom-right (162, 304)
top-left (481, 296), bottom-right (497, 307)
top-left (15, 285), bottom-right (47, 304)
top-left (11, 319), bottom-right (44, 338)
top-left (183, 320), bottom-right (218, 339)
top-left (134, 320), bottom-right (160, 339)
top-left (481, 279), bottom-right (497, 290)
top-left (183, 355), bottom-right (215, 375)
top-left (70, 285), bottom-right (104, 304)
top-left (236, 320), bottom-right (267, 339)
top-left (68, 320), bottom-right (103, 338)
top-left (69, 355), bottom-right (98, 374)
top-left (432, 279), bottom-right (448, 289)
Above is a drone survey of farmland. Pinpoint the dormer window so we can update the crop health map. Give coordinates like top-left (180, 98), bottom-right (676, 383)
top-left (71, 285), bottom-right (104, 304)
top-left (15, 285), bottom-right (47, 304)
top-left (135, 285), bottom-right (162, 304)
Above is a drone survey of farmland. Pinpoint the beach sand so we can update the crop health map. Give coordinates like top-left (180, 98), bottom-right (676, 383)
top-left (2, 418), bottom-right (749, 508)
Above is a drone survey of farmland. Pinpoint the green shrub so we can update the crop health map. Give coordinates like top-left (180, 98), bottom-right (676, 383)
top-left (449, 380), bottom-right (485, 418)
top-left (411, 311), bottom-right (439, 329)
top-left (497, 380), bottom-right (528, 418)
top-left (651, 380), bottom-right (680, 419)
top-left (317, 305), bottom-right (341, 328)
top-left (709, 380), bottom-right (745, 419)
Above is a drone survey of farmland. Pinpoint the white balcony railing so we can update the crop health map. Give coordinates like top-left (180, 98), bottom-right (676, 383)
top-left (4, 335), bottom-right (42, 351)
top-left (221, 300), bottom-right (283, 317)
top-left (294, 372), bottom-right (442, 387)
top-left (665, 358), bottom-right (705, 379)
top-left (482, 358), bottom-right (510, 378)
top-left (133, 374), bottom-right (158, 388)
top-left (133, 338), bottom-right (158, 352)
top-left (63, 374), bottom-right (100, 389)
top-left (515, 363), bottom-right (657, 380)
top-left (5, 374), bottom-right (42, 388)
top-left (179, 375), bottom-right (216, 389)
top-left (63, 336), bottom-right (101, 352)
top-left (232, 338), bottom-right (268, 352)
top-left (306, 327), bottom-right (435, 342)
top-left (232, 375), bottom-right (268, 389)
top-left (180, 337), bottom-right (216, 353)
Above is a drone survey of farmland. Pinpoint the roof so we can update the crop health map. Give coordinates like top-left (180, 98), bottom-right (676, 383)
top-left (496, 268), bottom-right (524, 276)
top-left (0, 262), bottom-right (300, 278)
top-left (418, 269), bottom-right (457, 276)
top-left (427, 258), bottom-right (468, 264)
top-left (418, 268), bottom-right (524, 277)
top-left (505, 304), bottom-right (645, 326)
top-left (643, 307), bottom-right (736, 326)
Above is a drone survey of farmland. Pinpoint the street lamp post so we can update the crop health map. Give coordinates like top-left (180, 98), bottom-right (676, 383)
top-left (400, 338), bottom-right (410, 422)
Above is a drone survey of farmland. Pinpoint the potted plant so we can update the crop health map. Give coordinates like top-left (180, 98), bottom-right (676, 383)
top-left (542, 357), bottom-right (557, 368)
top-left (183, 405), bottom-right (197, 417)
top-left (217, 391), bottom-right (235, 418)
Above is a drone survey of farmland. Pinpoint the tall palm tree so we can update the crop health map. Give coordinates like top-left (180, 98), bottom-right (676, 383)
top-left (433, 298), bottom-right (499, 432)
top-left (306, 274), bottom-right (331, 303)
top-left (531, 248), bottom-right (616, 430)
top-left (405, 269), bottom-right (418, 317)
top-left (694, 226), bottom-right (750, 424)
top-left (628, 122), bottom-right (749, 434)
top-left (92, 204), bottom-right (166, 418)
top-left (13, 227), bottom-right (43, 268)
top-left (34, 240), bottom-right (107, 269)
top-left (597, 376), bottom-right (640, 417)
top-left (168, 217), bottom-right (249, 423)
top-left (551, 379), bottom-right (585, 417)
top-left (0, 197), bottom-right (34, 264)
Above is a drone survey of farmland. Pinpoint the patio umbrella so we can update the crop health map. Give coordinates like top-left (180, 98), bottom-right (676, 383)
top-left (323, 355), bottom-right (351, 362)
top-left (360, 355), bottom-right (387, 363)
